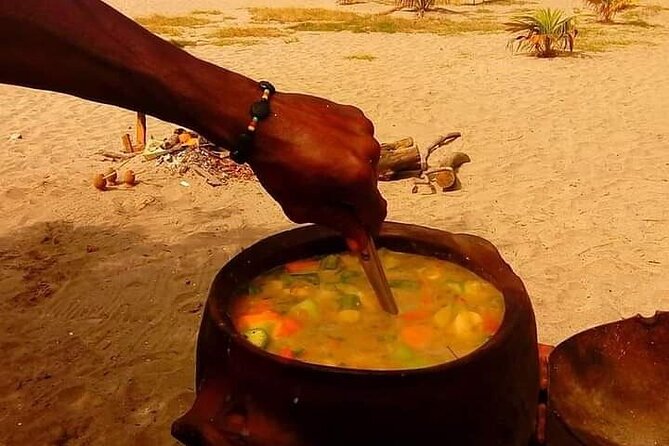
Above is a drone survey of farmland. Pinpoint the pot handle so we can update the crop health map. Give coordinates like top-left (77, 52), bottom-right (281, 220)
top-left (172, 378), bottom-right (243, 446)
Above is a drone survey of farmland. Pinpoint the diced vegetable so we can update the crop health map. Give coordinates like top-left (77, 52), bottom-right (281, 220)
top-left (337, 293), bottom-right (361, 310)
top-left (433, 306), bottom-right (454, 328)
top-left (237, 310), bottom-right (281, 331)
top-left (294, 273), bottom-right (320, 286)
top-left (444, 281), bottom-right (465, 295)
top-left (289, 285), bottom-right (311, 296)
top-left (320, 255), bottom-right (341, 270)
top-left (273, 317), bottom-right (302, 338)
top-left (278, 347), bottom-right (295, 359)
top-left (337, 309), bottom-right (361, 324)
top-left (290, 299), bottom-right (319, 320)
top-left (391, 344), bottom-right (415, 362)
top-left (319, 270), bottom-right (339, 284)
top-left (286, 259), bottom-right (321, 274)
top-left (422, 266), bottom-right (444, 280)
top-left (400, 310), bottom-right (431, 322)
top-left (400, 325), bottom-right (434, 349)
top-left (231, 248), bottom-right (505, 370)
top-left (481, 311), bottom-right (502, 335)
top-left (388, 279), bottom-right (421, 290)
top-left (243, 328), bottom-right (270, 348)
top-left (463, 280), bottom-right (486, 296)
top-left (338, 270), bottom-right (362, 283)
top-left (282, 273), bottom-right (320, 287)
top-left (453, 310), bottom-right (484, 337)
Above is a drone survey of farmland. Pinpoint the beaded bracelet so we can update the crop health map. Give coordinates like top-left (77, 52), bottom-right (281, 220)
top-left (229, 81), bottom-right (276, 164)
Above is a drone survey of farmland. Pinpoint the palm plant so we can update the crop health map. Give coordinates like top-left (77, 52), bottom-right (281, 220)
top-left (582, 0), bottom-right (632, 22)
top-left (506, 9), bottom-right (578, 57)
top-left (395, 0), bottom-right (447, 17)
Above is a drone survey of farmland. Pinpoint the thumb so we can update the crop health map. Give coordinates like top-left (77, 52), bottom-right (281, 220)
top-left (310, 204), bottom-right (369, 253)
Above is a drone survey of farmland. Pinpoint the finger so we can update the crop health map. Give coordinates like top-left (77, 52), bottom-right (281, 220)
top-left (342, 171), bottom-right (387, 235)
top-left (307, 204), bottom-right (369, 252)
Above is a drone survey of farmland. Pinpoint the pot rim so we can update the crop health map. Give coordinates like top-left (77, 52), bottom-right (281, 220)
top-left (206, 221), bottom-right (530, 377)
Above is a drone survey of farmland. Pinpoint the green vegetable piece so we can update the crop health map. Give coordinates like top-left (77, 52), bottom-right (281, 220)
top-left (281, 273), bottom-right (320, 287)
top-left (243, 328), bottom-right (270, 349)
top-left (296, 273), bottom-right (320, 286)
top-left (338, 293), bottom-right (362, 310)
top-left (248, 282), bottom-right (262, 295)
top-left (444, 281), bottom-right (465, 294)
top-left (388, 279), bottom-right (420, 290)
top-left (391, 344), bottom-right (415, 362)
top-left (293, 348), bottom-right (306, 358)
top-left (290, 299), bottom-right (319, 319)
top-left (320, 255), bottom-right (341, 270)
top-left (339, 270), bottom-right (362, 283)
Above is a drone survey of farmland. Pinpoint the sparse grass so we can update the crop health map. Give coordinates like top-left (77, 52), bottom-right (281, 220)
top-left (135, 14), bottom-right (211, 37)
top-left (212, 39), bottom-right (262, 47)
top-left (291, 15), bottom-right (502, 34)
top-left (135, 14), bottom-right (211, 28)
top-left (345, 53), bottom-right (377, 61)
top-left (577, 23), bottom-right (649, 51)
top-left (192, 9), bottom-right (223, 15)
top-left (641, 4), bottom-right (668, 14)
top-left (209, 27), bottom-right (289, 39)
top-left (249, 7), bottom-right (503, 35)
top-left (250, 8), bottom-right (360, 23)
top-left (145, 25), bottom-right (185, 37)
top-left (620, 6), bottom-right (664, 26)
top-left (486, 0), bottom-right (534, 6)
top-left (168, 38), bottom-right (197, 48)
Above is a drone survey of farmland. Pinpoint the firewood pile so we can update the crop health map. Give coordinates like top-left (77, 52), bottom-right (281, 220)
top-left (379, 132), bottom-right (471, 194)
top-left (149, 129), bottom-right (256, 186)
top-left (96, 121), bottom-right (470, 193)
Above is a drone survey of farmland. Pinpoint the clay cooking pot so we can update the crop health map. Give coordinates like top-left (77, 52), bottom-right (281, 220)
top-left (172, 222), bottom-right (540, 446)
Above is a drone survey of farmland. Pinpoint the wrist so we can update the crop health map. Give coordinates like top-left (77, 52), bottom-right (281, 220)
top-left (168, 53), bottom-right (259, 148)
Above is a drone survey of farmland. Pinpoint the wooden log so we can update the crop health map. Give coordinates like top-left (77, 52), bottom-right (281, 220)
top-left (121, 134), bottom-right (134, 153)
top-left (136, 112), bottom-right (147, 151)
top-left (380, 137), bottom-right (414, 152)
top-left (433, 168), bottom-right (456, 189)
top-left (442, 152), bottom-right (471, 170)
top-left (378, 146), bottom-right (421, 180)
top-left (425, 132), bottom-right (462, 162)
top-left (98, 150), bottom-right (136, 160)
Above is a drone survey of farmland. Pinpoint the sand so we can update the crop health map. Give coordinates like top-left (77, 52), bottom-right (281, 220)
top-left (1, 0), bottom-right (668, 444)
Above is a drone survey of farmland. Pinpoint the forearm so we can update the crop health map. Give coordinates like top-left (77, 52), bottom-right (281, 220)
top-left (1, 0), bottom-right (257, 146)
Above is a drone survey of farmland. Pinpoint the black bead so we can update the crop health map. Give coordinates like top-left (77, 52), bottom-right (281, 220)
top-left (259, 81), bottom-right (275, 95)
top-left (250, 100), bottom-right (271, 120)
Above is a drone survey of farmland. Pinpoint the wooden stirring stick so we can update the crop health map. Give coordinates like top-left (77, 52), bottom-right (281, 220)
top-left (358, 233), bottom-right (399, 315)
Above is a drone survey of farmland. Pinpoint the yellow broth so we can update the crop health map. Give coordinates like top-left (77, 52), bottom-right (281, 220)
top-left (231, 249), bottom-right (505, 370)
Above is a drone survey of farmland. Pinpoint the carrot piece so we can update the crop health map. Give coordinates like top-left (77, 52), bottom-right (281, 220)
top-left (278, 347), bottom-right (295, 359)
top-left (400, 325), bottom-right (434, 349)
top-left (237, 311), bottom-right (281, 329)
top-left (420, 280), bottom-right (435, 306)
top-left (273, 318), bottom-right (302, 338)
top-left (482, 312), bottom-right (502, 335)
top-left (285, 259), bottom-right (320, 274)
top-left (399, 310), bottom-right (431, 322)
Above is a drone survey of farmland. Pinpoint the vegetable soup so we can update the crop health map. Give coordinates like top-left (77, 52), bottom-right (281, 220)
top-left (231, 249), bottom-right (504, 370)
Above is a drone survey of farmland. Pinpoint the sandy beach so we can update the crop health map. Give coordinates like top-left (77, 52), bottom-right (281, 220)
top-left (1, 0), bottom-right (668, 444)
